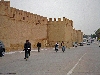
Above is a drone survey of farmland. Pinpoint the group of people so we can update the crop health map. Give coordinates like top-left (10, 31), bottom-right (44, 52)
top-left (1, 40), bottom-right (66, 59)
top-left (55, 41), bottom-right (66, 52)
top-left (23, 40), bottom-right (41, 60)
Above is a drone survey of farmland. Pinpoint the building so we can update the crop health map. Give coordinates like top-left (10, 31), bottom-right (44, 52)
top-left (47, 17), bottom-right (73, 48)
top-left (0, 0), bottom-right (83, 52)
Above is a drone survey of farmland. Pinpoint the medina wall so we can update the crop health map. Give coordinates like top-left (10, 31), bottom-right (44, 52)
top-left (0, 0), bottom-right (10, 16)
top-left (0, 0), bottom-right (83, 52)
top-left (73, 28), bottom-right (78, 43)
top-left (77, 30), bottom-right (83, 43)
top-left (0, 15), bottom-right (48, 51)
top-left (47, 18), bottom-right (66, 46)
top-left (64, 18), bottom-right (73, 48)
top-left (0, 0), bottom-right (48, 51)
top-left (47, 17), bottom-right (74, 48)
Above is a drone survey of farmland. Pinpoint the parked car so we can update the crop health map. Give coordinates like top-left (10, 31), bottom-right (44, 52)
top-left (83, 38), bottom-right (87, 44)
top-left (79, 42), bottom-right (83, 46)
top-left (87, 42), bottom-right (90, 45)
top-left (0, 41), bottom-right (5, 56)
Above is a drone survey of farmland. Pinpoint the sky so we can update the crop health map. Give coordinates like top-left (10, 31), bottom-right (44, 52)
top-left (9, 0), bottom-right (100, 35)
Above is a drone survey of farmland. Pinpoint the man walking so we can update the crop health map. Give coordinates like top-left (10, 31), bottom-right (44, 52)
top-left (55, 42), bottom-right (59, 52)
top-left (37, 42), bottom-right (41, 52)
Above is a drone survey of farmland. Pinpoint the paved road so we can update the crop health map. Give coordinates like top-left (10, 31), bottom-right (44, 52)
top-left (0, 42), bottom-right (100, 75)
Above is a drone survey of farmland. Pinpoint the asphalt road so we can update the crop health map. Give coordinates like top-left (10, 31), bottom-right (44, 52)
top-left (0, 42), bottom-right (100, 75)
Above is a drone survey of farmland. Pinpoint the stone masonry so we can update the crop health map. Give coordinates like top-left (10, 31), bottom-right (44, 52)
top-left (0, 0), bottom-right (83, 51)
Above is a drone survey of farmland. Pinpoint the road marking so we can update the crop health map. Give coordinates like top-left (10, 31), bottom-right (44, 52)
top-left (67, 53), bottom-right (86, 75)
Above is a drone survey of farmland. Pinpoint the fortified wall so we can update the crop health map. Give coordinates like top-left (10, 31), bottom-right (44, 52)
top-left (73, 28), bottom-right (78, 42)
top-left (77, 30), bottom-right (83, 43)
top-left (47, 17), bottom-right (73, 48)
top-left (0, 0), bottom-right (83, 52)
top-left (73, 29), bottom-right (83, 44)
top-left (0, 0), bottom-right (48, 51)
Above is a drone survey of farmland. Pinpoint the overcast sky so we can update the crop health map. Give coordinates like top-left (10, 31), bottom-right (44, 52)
top-left (9, 0), bottom-right (100, 35)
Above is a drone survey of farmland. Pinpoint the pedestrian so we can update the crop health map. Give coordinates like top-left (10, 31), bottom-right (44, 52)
top-left (61, 41), bottom-right (65, 52)
top-left (37, 42), bottom-right (41, 52)
top-left (0, 46), bottom-right (3, 57)
top-left (55, 42), bottom-right (59, 52)
top-left (23, 40), bottom-right (31, 59)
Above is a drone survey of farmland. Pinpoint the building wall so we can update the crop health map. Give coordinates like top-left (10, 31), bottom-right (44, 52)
top-left (0, 0), bottom-right (10, 16)
top-left (0, 0), bottom-right (48, 51)
top-left (64, 18), bottom-right (73, 48)
top-left (77, 30), bottom-right (83, 43)
top-left (73, 28), bottom-right (78, 43)
top-left (0, 0), bottom-right (83, 52)
top-left (47, 17), bottom-right (74, 48)
top-left (47, 18), bottom-right (66, 46)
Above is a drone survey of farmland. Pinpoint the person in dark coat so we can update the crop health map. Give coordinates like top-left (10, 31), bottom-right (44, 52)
top-left (55, 42), bottom-right (59, 51)
top-left (23, 40), bottom-right (31, 59)
top-left (37, 42), bottom-right (41, 52)
top-left (0, 46), bottom-right (3, 57)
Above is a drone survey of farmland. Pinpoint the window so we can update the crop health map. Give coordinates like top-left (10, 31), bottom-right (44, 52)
top-left (23, 17), bottom-right (25, 20)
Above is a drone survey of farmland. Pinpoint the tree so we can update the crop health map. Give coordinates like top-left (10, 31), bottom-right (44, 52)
top-left (83, 34), bottom-right (88, 38)
top-left (91, 34), bottom-right (96, 39)
top-left (95, 28), bottom-right (100, 39)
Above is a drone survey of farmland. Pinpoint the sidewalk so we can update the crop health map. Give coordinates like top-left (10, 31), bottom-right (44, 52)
top-left (5, 47), bottom-right (54, 54)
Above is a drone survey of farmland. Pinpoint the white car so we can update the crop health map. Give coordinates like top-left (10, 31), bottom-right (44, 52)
top-left (83, 42), bottom-right (86, 44)
top-left (87, 42), bottom-right (90, 45)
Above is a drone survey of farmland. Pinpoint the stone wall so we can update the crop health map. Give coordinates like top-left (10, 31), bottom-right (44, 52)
top-left (77, 30), bottom-right (83, 43)
top-left (47, 18), bottom-right (66, 47)
top-left (0, 0), bottom-right (48, 51)
top-left (47, 17), bottom-right (74, 48)
top-left (64, 18), bottom-right (73, 48)
top-left (73, 28), bottom-right (78, 43)
top-left (0, 0), bottom-right (83, 52)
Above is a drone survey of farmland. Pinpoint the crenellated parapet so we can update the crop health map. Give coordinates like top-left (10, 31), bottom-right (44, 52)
top-left (0, 0), bottom-right (10, 16)
top-left (9, 7), bottom-right (48, 24)
top-left (48, 18), bottom-right (52, 21)
top-left (48, 17), bottom-right (68, 22)
top-left (58, 18), bottom-right (61, 21)
top-left (48, 17), bottom-right (73, 27)
top-left (0, 0), bottom-right (48, 25)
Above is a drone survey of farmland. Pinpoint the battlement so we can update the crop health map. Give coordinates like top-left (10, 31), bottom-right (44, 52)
top-left (0, 0), bottom-right (10, 7)
top-left (0, 0), bottom-right (10, 16)
top-left (9, 8), bottom-right (48, 24)
top-left (48, 17), bottom-right (73, 27)
top-left (0, 0), bottom-right (48, 25)
top-left (78, 30), bottom-right (81, 32)
top-left (48, 17), bottom-right (73, 22)
top-left (58, 18), bottom-right (61, 21)
top-left (0, 0), bottom-right (73, 26)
